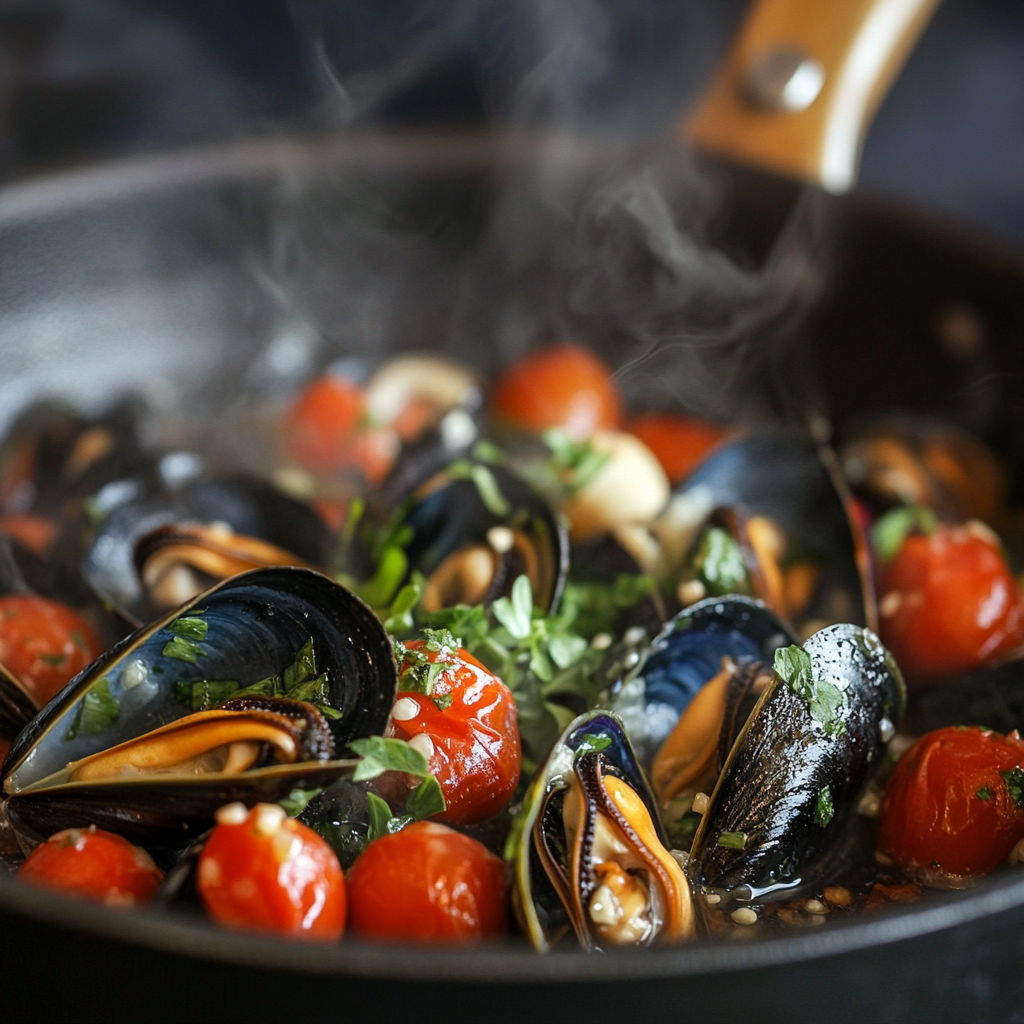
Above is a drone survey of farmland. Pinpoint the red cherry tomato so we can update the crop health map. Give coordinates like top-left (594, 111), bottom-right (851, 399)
top-left (877, 522), bottom-right (1024, 686)
top-left (387, 640), bottom-right (521, 823)
top-left (879, 726), bottom-right (1024, 877)
top-left (17, 826), bottom-right (164, 906)
top-left (346, 821), bottom-right (507, 944)
top-left (283, 375), bottom-right (366, 473)
top-left (626, 413), bottom-right (725, 485)
top-left (490, 344), bottom-right (621, 439)
top-left (0, 595), bottom-right (102, 706)
top-left (197, 802), bottom-right (345, 941)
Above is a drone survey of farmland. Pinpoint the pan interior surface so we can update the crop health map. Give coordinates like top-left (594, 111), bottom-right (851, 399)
top-left (2, 134), bottom-right (1024, 1013)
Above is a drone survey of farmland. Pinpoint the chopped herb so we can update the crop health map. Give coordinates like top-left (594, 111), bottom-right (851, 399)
top-left (432, 693), bottom-right (453, 712)
top-left (396, 640), bottom-right (448, 696)
top-left (279, 787), bottom-right (324, 817)
top-left (694, 527), bottom-right (751, 597)
top-left (541, 428), bottom-right (609, 494)
top-left (366, 792), bottom-right (396, 843)
top-left (70, 630), bottom-right (86, 650)
top-left (717, 831), bottom-right (747, 850)
top-left (162, 635), bottom-right (205, 663)
top-left (492, 574), bottom-right (533, 640)
top-left (472, 439), bottom-right (506, 466)
top-left (357, 543), bottom-right (408, 610)
top-left (383, 577), bottom-right (425, 634)
top-left (167, 616), bottom-right (208, 641)
top-left (405, 775), bottom-right (447, 820)
top-left (232, 675), bottom-right (281, 700)
top-left (38, 653), bottom-right (67, 668)
top-left (175, 679), bottom-right (239, 712)
top-left (1001, 767), bottom-right (1024, 809)
top-left (871, 505), bottom-right (938, 563)
top-left (774, 645), bottom-right (846, 737)
top-left (814, 786), bottom-right (834, 827)
top-left (64, 678), bottom-right (119, 740)
top-left (341, 496), bottom-right (364, 547)
top-left (445, 461), bottom-right (511, 517)
top-left (976, 786), bottom-right (994, 801)
top-left (349, 736), bottom-right (431, 781)
top-left (283, 638), bottom-right (316, 691)
top-left (574, 733), bottom-right (612, 758)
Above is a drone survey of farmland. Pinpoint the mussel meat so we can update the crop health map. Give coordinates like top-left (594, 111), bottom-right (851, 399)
top-left (509, 711), bottom-right (694, 952)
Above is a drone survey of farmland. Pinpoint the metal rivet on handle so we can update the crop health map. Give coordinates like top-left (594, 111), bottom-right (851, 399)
top-left (741, 46), bottom-right (825, 113)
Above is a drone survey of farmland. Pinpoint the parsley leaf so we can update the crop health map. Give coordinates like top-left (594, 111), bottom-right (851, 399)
top-left (405, 775), bottom-right (447, 819)
top-left (432, 693), bottom-right (453, 711)
top-left (349, 736), bottom-right (431, 781)
top-left (447, 460), bottom-right (511, 517)
top-left (1001, 768), bottom-right (1024, 808)
top-left (694, 526), bottom-right (751, 597)
top-left (871, 505), bottom-right (938, 563)
top-left (814, 786), bottom-right (834, 826)
top-left (773, 645), bottom-right (846, 737)
top-left (64, 678), bottom-right (119, 740)
top-left (574, 733), bottom-right (612, 759)
top-left (717, 831), bottom-right (747, 850)
top-left (167, 616), bottom-right (208, 641)
top-left (163, 635), bottom-right (205, 663)
top-left (976, 786), bottom-right (994, 801)
top-left (175, 679), bottom-right (239, 712)
top-left (492, 574), bottom-right (533, 639)
top-left (279, 787), bottom-right (324, 817)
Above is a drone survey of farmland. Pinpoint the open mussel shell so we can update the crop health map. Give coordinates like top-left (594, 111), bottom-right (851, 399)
top-left (0, 399), bottom-right (152, 518)
top-left (0, 663), bottom-right (37, 742)
top-left (1, 567), bottom-right (395, 845)
top-left (83, 474), bottom-right (334, 625)
top-left (839, 414), bottom-right (1007, 527)
top-left (610, 596), bottom-right (796, 769)
top-left (688, 623), bottom-right (905, 902)
top-left (399, 464), bottom-right (568, 614)
top-left (509, 710), bottom-right (693, 953)
top-left (670, 426), bottom-right (876, 634)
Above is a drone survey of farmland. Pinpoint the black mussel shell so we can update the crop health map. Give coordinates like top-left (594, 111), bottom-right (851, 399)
top-left (688, 623), bottom-right (905, 900)
top-left (676, 427), bottom-right (875, 632)
top-left (0, 399), bottom-right (152, 518)
top-left (509, 710), bottom-right (668, 952)
top-left (611, 596), bottom-right (796, 768)
top-left (83, 474), bottom-right (334, 625)
top-left (2, 567), bottom-right (395, 845)
top-left (397, 464), bottom-right (568, 614)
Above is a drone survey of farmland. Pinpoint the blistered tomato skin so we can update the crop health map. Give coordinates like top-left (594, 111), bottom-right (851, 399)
top-left (878, 522), bottom-right (1024, 687)
top-left (387, 641), bottom-right (522, 823)
top-left (626, 413), bottom-right (725, 485)
top-left (197, 803), bottom-right (345, 941)
top-left (17, 826), bottom-right (164, 906)
top-left (490, 344), bottom-right (621, 439)
top-left (346, 821), bottom-right (508, 944)
top-left (879, 726), bottom-right (1024, 877)
top-left (0, 594), bottom-right (102, 706)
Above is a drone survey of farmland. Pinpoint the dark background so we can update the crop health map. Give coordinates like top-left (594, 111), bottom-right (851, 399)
top-left (0, 0), bottom-right (1021, 245)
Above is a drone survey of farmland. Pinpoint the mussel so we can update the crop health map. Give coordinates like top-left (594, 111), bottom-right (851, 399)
top-left (655, 427), bottom-right (877, 636)
top-left (1, 567), bottom-right (396, 845)
top-left (392, 462), bottom-right (568, 614)
top-left (688, 623), bottom-right (905, 902)
top-left (840, 415), bottom-right (1006, 527)
top-left (610, 595), bottom-right (796, 769)
top-left (509, 711), bottom-right (694, 952)
top-left (83, 474), bottom-right (334, 625)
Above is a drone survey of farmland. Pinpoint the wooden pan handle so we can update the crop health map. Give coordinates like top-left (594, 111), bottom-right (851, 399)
top-left (684, 0), bottom-right (941, 193)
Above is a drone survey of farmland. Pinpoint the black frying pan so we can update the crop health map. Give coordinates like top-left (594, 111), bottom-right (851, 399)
top-left (1, 4), bottom-right (1024, 1021)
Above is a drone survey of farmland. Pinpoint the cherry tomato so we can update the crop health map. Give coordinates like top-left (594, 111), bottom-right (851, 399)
top-left (0, 595), bottom-right (102, 706)
top-left (197, 802), bottom-right (345, 941)
top-left (346, 821), bottom-right (507, 944)
top-left (877, 521), bottom-right (1024, 686)
top-left (387, 640), bottom-right (521, 823)
top-left (879, 726), bottom-right (1024, 876)
top-left (283, 375), bottom-right (366, 473)
top-left (0, 515), bottom-right (56, 556)
top-left (490, 344), bottom-right (621, 439)
top-left (626, 413), bottom-right (725, 485)
top-left (17, 826), bottom-right (164, 906)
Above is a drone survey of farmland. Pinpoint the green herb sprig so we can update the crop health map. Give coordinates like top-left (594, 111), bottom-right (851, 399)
top-left (774, 645), bottom-right (846, 737)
